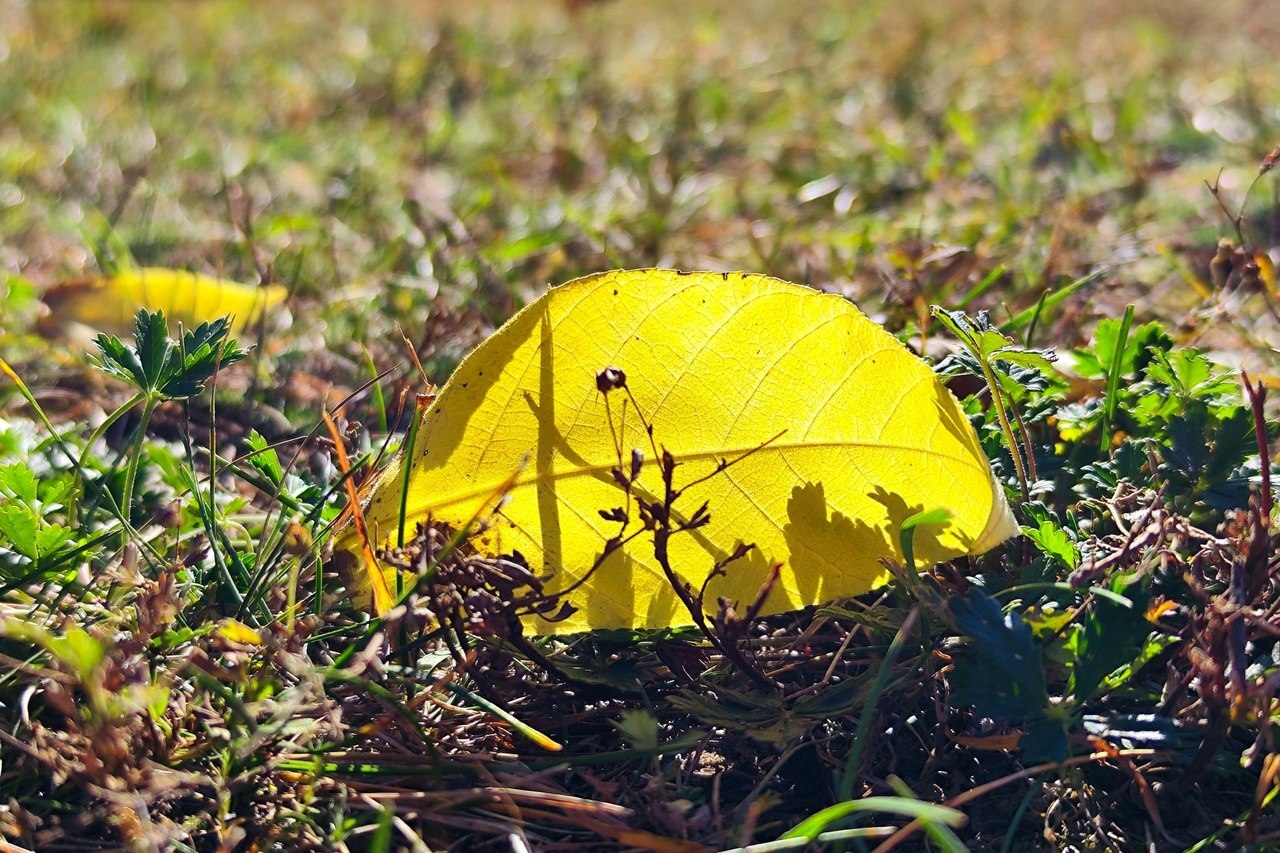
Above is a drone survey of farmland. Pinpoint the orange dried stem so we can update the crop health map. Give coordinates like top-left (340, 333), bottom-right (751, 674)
top-left (322, 409), bottom-right (394, 617)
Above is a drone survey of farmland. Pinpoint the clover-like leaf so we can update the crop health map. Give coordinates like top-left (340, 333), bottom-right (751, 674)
top-left (93, 310), bottom-right (245, 401)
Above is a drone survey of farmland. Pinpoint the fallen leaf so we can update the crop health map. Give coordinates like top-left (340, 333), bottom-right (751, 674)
top-left (38, 268), bottom-right (290, 340)
top-left (342, 270), bottom-right (1016, 634)
top-left (215, 618), bottom-right (264, 646)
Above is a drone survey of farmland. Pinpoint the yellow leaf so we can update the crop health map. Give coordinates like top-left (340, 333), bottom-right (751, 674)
top-left (215, 618), bottom-right (263, 645)
top-left (1255, 250), bottom-right (1277, 298)
top-left (39, 268), bottom-right (290, 339)
top-left (341, 270), bottom-right (1016, 634)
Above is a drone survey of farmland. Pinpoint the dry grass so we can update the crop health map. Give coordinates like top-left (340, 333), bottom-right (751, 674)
top-left (1, 0), bottom-right (1279, 849)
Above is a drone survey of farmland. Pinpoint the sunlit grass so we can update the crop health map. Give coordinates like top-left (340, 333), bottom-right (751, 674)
top-left (1, 0), bottom-right (1278, 849)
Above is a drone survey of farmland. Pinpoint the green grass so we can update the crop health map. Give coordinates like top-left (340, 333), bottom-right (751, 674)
top-left (1, 0), bottom-right (1279, 849)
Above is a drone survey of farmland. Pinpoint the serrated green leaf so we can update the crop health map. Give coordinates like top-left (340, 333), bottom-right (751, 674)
top-left (184, 318), bottom-right (229, 354)
top-left (0, 504), bottom-right (38, 558)
top-left (92, 310), bottom-right (245, 400)
top-left (39, 474), bottom-right (77, 511)
top-left (989, 347), bottom-right (1057, 374)
top-left (933, 307), bottom-right (1009, 357)
top-left (930, 306), bottom-right (973, 345)
top-left (1145, 348), bottom-right (1237, 403)
top-left (94, 332), bottom-right (147, 388)
top-left (793, 668), bottom-right (882, 717)
top-left (0, 463), bottom-right (37, 507)
top-left (1100, 634), bottom-right (1180, 692)
top-left (1070, 349), bottom-right (1104, 380)
top-left (1068, 594), bottom-right (1152, 703)
top-left (1023, 520), bottom-right (1078, 570)
top-left (160, 318), bottom-right (245, 398)
top-left (949, 589), bottom-right (1049, 719)
top-left (667, 687), bottom-right (794, 743)
top-left (814, 604), bottom-right (910, 641)
top-left (48, 627), bottom-right (107, 682)
top-left (35, 522), bottom-right (74, 557)
top-left (614, 709), bottom-right (661, 749)
top-left (1204, 407), bottom-right (1254, 481)
top-left (975, 328), bottom-right (1012, 359)
top-left (244, 430), bottom-right (284, 486)
top-left (1090, 317), bottom-right (1171, 379)
top-left (134, 309), bottom-right (172, 391)
top-left (151, 627), bottom-right (199, 652)
top-left (1165, 403), bottom-right (1210, 475)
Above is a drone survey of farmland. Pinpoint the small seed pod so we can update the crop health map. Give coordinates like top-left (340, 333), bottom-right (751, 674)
top-left (1209, 238), bottom-right (1236, 290)
top-left (1241, 256), bottom-right (1263, 293)
top-left (595, 366), bottom-right (627, 393)
top-left (1260, 143), bottom-right (1280, 175)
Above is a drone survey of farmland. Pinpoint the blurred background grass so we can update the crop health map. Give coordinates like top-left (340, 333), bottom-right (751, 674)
top-left (2, 0), bottom-right (1278, 383)
top-left (3, 3), bottom-right (1280, 848)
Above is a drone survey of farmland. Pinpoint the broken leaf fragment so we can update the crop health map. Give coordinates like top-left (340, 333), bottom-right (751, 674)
top-left (39, 268), bottom-right (290, 341)
top-left (341, 270), bottom-right (1016, 634)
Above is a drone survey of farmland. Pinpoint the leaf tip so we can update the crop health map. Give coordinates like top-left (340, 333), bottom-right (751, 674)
top-left (970, 475), bottom-right (1019, 555)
